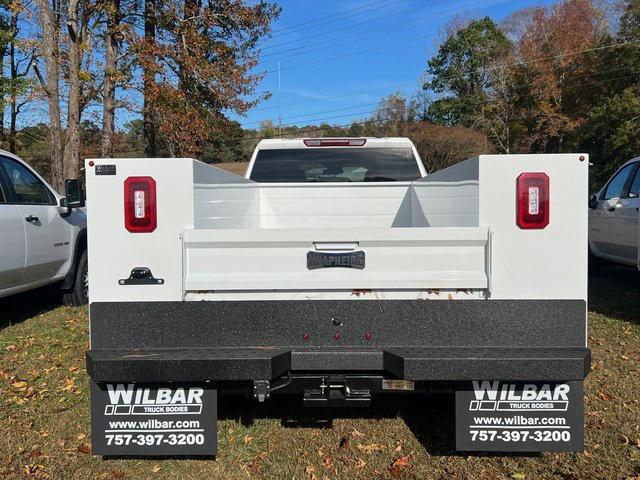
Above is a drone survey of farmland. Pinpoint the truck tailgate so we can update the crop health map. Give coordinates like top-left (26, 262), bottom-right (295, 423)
top-left (183, 227), bottom-right (490, 291)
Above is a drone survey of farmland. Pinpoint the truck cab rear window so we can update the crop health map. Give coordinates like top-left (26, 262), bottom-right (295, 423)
top-left (249, 148), bottom-right (422, 183)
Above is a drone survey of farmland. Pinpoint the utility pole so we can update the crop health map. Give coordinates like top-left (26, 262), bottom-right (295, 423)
top-left (278, 62), bottom-right (282, 137)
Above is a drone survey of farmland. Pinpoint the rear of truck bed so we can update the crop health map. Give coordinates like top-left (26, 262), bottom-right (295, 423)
top-left (85, 139), bottom-right (589, 455)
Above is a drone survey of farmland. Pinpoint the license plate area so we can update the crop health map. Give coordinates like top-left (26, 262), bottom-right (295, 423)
top-left (307, 251), bottom-right (365, 270)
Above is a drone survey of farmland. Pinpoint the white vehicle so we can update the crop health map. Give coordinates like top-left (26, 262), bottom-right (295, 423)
top-left (588, 156), bottom-right (640, 270)
top-left (85, 138), bottom-right (590, 456)
top-left (0, 151), bottom-right (87, 305)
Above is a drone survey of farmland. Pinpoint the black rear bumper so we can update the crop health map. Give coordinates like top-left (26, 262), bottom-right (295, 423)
top-left (87, 299), bottom-right (590, 383)
top-left (86, 345), bottom-right (590, 382)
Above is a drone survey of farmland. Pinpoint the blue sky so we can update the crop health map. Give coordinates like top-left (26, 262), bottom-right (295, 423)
top-left (237, 0), bottom-right (555, 130)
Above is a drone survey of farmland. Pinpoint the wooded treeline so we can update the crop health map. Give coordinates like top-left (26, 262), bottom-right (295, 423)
top-left (269, 0), bottom-right (639, 188)
top-left (0, 0), bottom-right (279, 190)
top-left (0, 0), bottom-right (638, 190)
top-left (420, 0), bottom-right (640, 187)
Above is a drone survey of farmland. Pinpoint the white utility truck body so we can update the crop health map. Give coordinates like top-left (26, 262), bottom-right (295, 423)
top-left (86, 138), bottom-right (589, 456)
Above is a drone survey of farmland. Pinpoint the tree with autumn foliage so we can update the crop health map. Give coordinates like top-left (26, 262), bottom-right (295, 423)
top-left (512, 0), bottom-right (600, 153)
top-left (576, 0), bottom-right (640, 186)
top-left (130, 0), bottom-right (280, 158)
top-left (421, 0), bottom-right (640, 180)
top-left (0, 0), bottom-right (279, 188)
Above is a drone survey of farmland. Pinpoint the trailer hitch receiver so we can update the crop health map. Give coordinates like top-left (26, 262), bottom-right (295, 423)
top-left (303, 376), bottom-right (372, 407)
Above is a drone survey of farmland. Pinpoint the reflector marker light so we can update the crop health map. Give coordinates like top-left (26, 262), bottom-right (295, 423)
top-left (516, 172), bottom-right (549, 229)
top-left (303, 138), bottom-right (366, 147)
top-left (124, 176), bottom-right (157, 233)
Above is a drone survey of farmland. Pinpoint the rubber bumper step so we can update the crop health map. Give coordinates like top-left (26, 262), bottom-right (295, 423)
top-left (86, 347), bottom-right (291, 382)
top-left (383, 347), bottom-right (590, 381)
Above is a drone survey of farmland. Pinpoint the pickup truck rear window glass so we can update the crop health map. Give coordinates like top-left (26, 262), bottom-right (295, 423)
top-left (602, 163), bottom-right (636, 200)
top-left (0, 157), bottom-right (53, 205)
top-left (250, 147), bottom-right (422, 183)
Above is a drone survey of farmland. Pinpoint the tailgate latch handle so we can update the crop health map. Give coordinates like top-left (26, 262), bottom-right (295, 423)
top-left (118, 267), bottom-right (165, 286)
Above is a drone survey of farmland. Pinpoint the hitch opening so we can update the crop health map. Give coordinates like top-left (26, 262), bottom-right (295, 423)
top-left (303, 376), bottom-right (372, 407)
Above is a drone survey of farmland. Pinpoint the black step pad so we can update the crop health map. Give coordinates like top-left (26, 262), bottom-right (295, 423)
top-left (87, 347), bottom-right (291, 382)
top-left (383, 347), bottom-right (590, 381)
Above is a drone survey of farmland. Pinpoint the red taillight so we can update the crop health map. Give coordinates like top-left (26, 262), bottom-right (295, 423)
top-left (124, 176), bottom-right (157, 233)
top-left (303, 138), bottom-right (366, 147)
top-left (516, 172), bottom-right (549, 229)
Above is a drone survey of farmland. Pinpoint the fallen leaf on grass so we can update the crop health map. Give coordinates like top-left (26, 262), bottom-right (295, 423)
top-left (248, 451), bottom-right (267, 471)
top-left (151, 465), bottom-right (161, 473)
top-left (27, 449), bottom-right (43, 459)
top-left (24, 464), bottom-right (46, 476)
top-left (6, 344), bottom-right (18, 352)
top-left (357, 443), bottom-right (384, 453)
top-left (391, 455), bottom-right (409, 468)
top-left (77, 433), bottom-right (86, 440)
top-left (511, 474), bottom-right (526, 480)
top-left (305, 465), bottom-right (317, 480)
top-left (59, 379), bottom-right (76, 393)
top-left (390, 455), bottom-right (410, 477)
top-left (12, 380), bottom-right (28, 391)
top-left (78, 443), bottom-right (91, 454)
top-left (243, 435), bottom-right (254, 443)
top-left (351, 429), bottom-right (365, 438)
top-left (111, 470), bottom-right (126, 478)
top-left (355, 458), bottom-right (366, 468)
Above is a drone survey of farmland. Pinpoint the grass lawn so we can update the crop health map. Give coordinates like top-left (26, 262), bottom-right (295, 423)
top-left (1, 265), bottom-right (639, 479)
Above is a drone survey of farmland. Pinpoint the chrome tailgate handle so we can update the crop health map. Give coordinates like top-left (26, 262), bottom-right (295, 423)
top-left (313, 242), bottom-right (359, 251)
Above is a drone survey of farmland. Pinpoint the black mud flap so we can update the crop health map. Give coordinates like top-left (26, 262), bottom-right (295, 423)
top-left (455, 381), bottom-right (584, 452)
top-left (90, 381), bottom-right (217, 457)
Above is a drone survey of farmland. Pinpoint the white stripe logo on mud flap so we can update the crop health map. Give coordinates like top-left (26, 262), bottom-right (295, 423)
top-left (104, 384), bottom-right (204, 415)
top-left (470, 381), bottom-right (570, 412)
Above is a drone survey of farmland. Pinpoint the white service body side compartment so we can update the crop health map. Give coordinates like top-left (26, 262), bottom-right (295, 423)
top-left (85, 158), bottom-right (196, 303)
top-left (477, 154), bottom-right (588, 301)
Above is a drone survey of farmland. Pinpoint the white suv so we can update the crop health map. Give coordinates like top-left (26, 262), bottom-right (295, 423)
top-left (0, 151), bottom-right (88, 305)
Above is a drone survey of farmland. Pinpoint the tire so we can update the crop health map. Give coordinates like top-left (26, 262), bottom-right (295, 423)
top-left (588, 248), bottom-right (603, 276)
top-left (63, 250), bottom-right (88, 306)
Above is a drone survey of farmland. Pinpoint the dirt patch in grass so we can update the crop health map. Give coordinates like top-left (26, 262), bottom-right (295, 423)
top-left (1, 266), bottom-right (639, 479)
